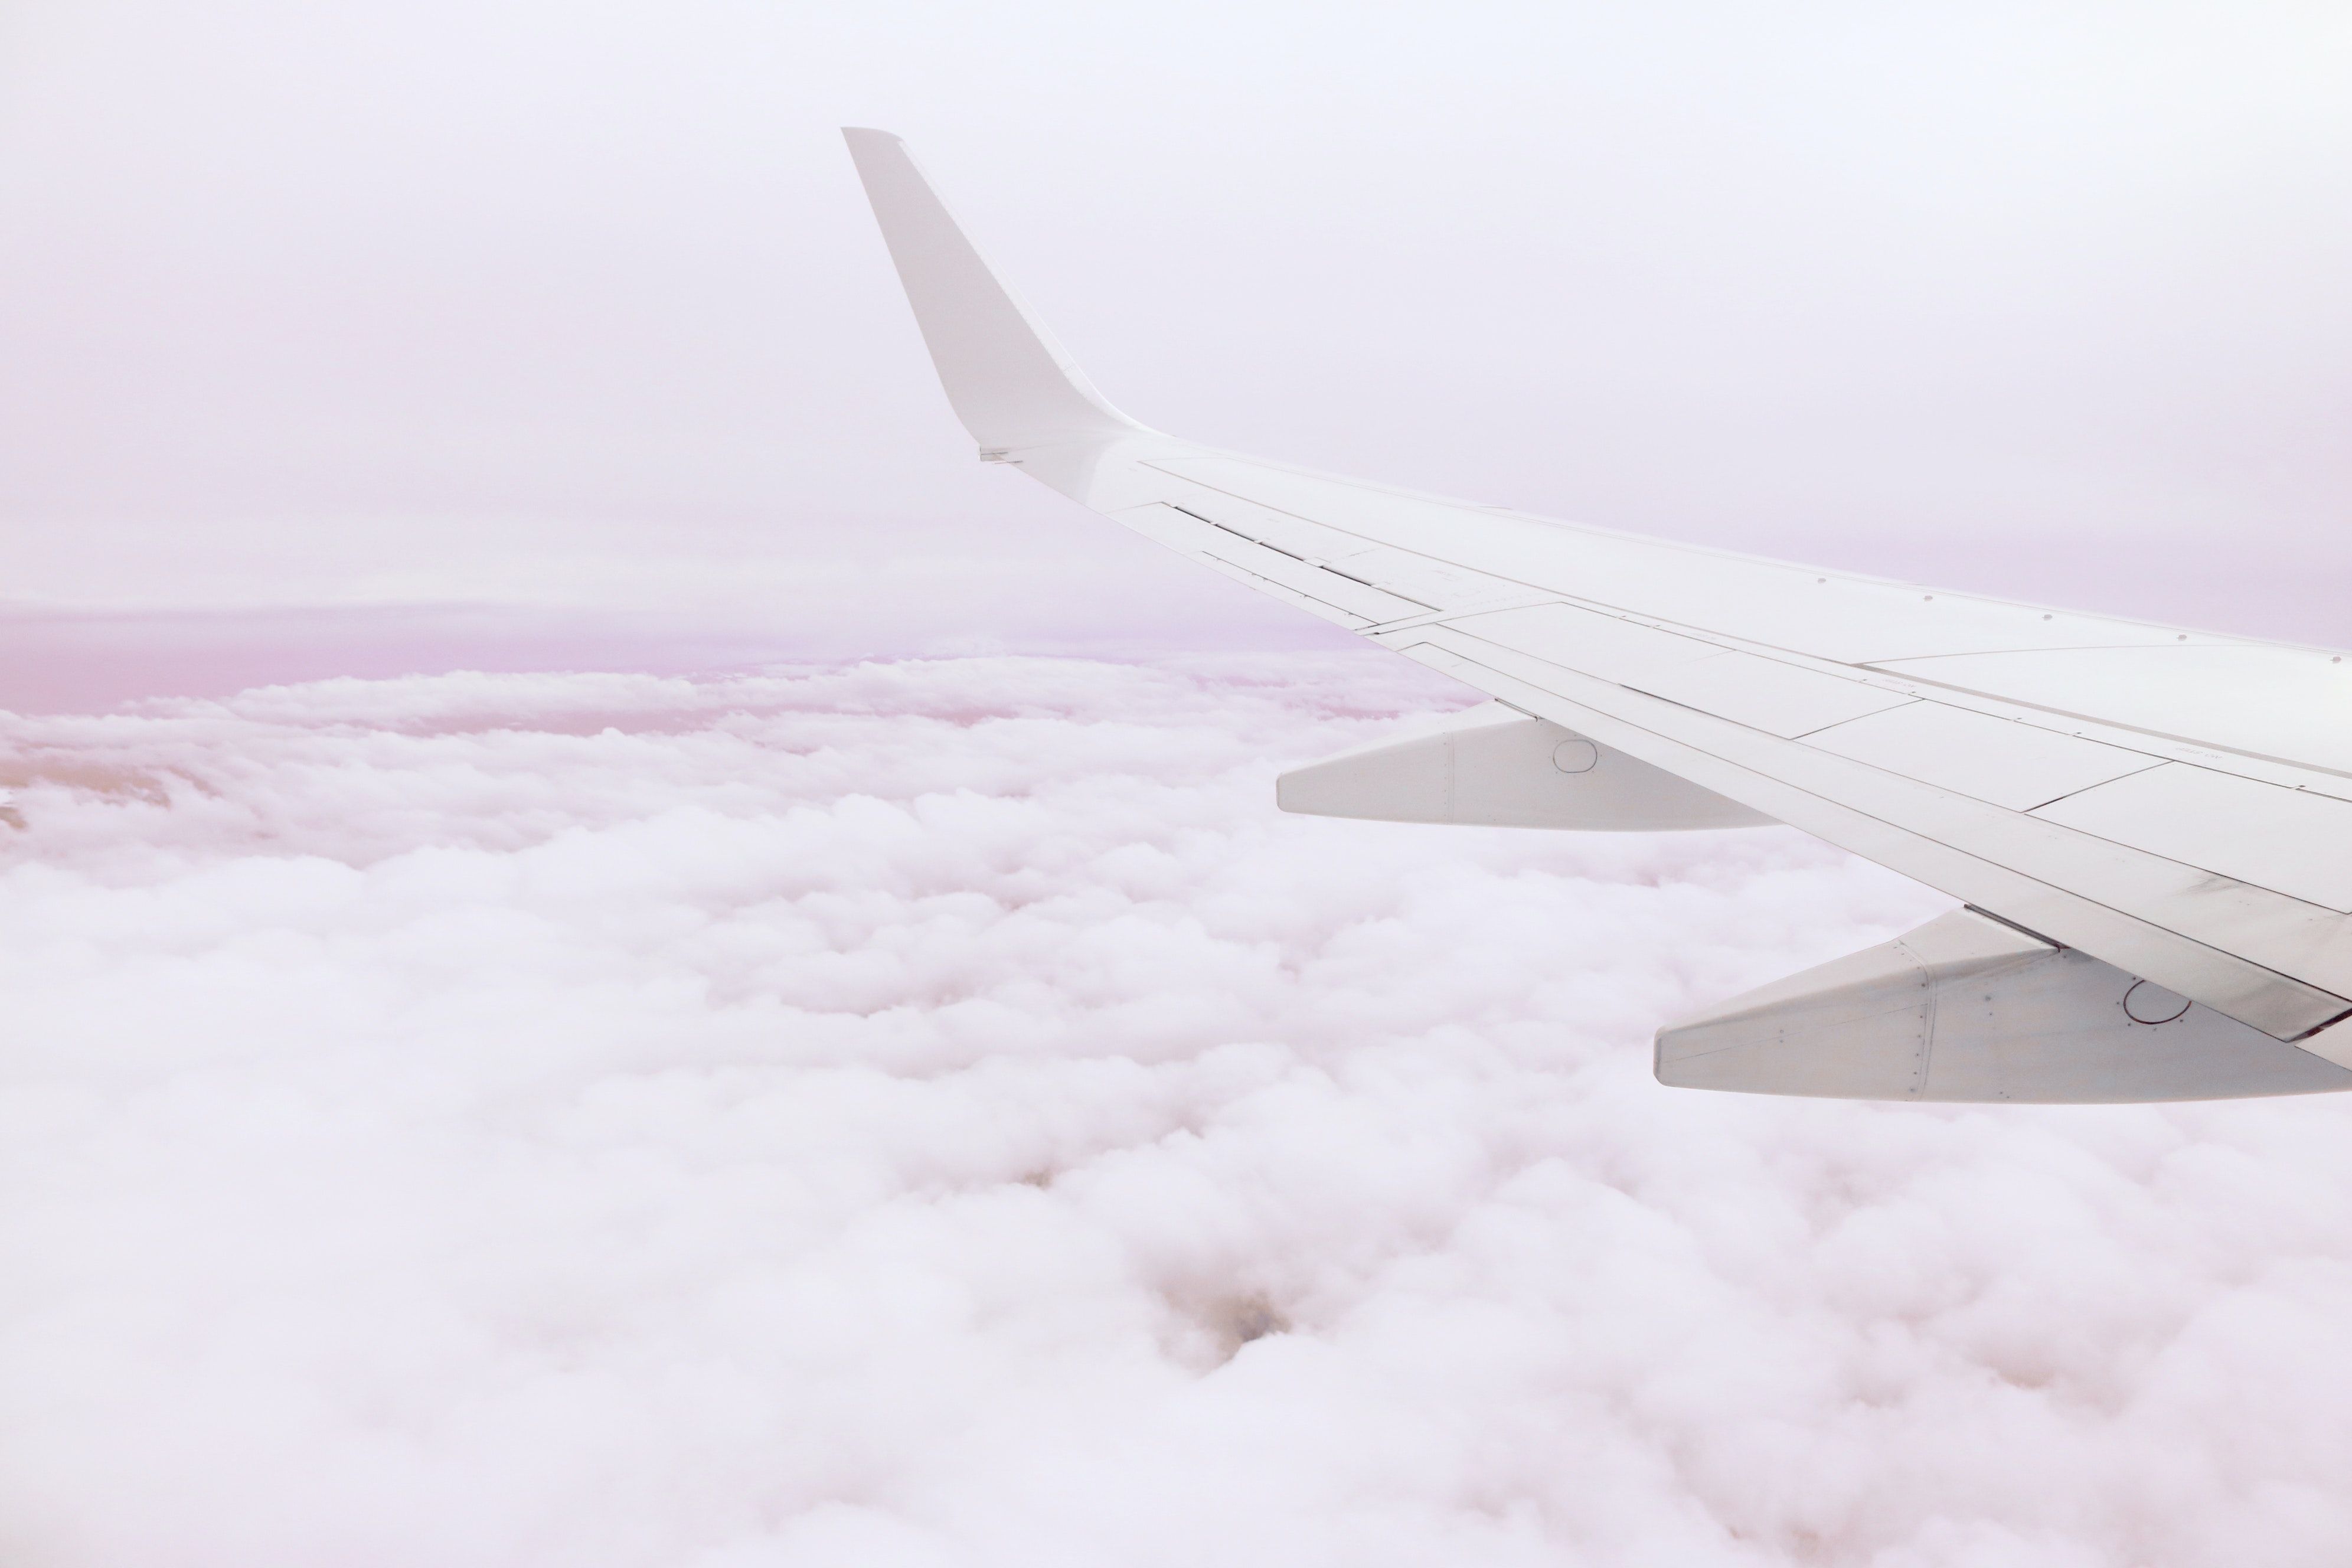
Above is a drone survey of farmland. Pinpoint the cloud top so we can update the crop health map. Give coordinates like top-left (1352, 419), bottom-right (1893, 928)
top-left (4, 654), bottom-right (2350, 1566)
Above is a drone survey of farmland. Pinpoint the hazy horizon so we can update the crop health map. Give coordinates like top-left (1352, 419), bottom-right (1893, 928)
top-left (4, 1), bottom-right (2349, 708)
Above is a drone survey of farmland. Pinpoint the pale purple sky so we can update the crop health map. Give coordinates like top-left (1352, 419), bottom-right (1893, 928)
top-left (10, 13), bottom-right (2352, 1562)
top-left (1, 1), bottom-right (2347, 705)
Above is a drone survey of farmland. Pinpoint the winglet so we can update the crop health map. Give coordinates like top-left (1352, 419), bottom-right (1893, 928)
top-left (842, 129), bottom-right (1145, 453)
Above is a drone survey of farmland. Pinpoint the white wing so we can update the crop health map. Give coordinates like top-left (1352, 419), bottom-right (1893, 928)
top-left (843, 128), bottom-right (2352, 1103)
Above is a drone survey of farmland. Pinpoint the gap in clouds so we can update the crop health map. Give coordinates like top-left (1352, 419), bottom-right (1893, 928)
top-left (4, 651), bottom-right (2352, 1567)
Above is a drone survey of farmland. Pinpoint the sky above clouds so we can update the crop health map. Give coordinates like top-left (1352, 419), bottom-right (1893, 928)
top-left (2, 0), bottom-right (2350, 700)
top-left (5, 5), bottom-right (2352, 1564)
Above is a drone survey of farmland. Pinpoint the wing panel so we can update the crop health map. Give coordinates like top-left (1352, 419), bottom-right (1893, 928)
top-left (1873, 645), bottom-right (2352, 777)
top-left (2031, 764), bottom-right (2352, 915)
top-left (1166, 493), bottom-right (1394, 576)
top-left (1196, 543), bottom-right (1427, 624)
top-left (1627, 653), bottom-right (1915, 739)
top-left (1444, 602), bottom-right (1911, 739)
top-left (1132, 468), bottom-right (2352, 1046)
top-left (1142, 478), bottom-right (1524, 613)
top-left (1113, 504), bottom-right (1374, 628)
top-left (1393, 626), bottom-right (2352, 1044)
top-left (1804, 701), bottom-right (2162, 811)
top-left (1154, 455), bottom-right (2191, 665)
top-left (1448, 602), bottom-right (1724, 682)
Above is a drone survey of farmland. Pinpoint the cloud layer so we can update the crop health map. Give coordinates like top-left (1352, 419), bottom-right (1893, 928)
top-left (5, 652), bottom-right (2352, 1567)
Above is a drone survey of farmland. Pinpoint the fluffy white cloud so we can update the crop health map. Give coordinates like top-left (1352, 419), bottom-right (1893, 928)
top-left (4, 652), bottom-right (2351, 1567)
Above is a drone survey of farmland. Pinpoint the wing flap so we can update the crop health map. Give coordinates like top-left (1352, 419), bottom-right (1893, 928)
top-left (1396, 627), bottom-right (2352, 1044)
top-left (2032, 763), bottom-right (2352, 914)
top-left (1803, 701), bottom-right (2161, 812)
top-left (1624, 654), bottom-right (1916, 739)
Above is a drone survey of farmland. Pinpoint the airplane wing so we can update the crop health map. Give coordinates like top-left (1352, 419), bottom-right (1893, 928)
top-left (842, 127), bottom-right (2352, 1103)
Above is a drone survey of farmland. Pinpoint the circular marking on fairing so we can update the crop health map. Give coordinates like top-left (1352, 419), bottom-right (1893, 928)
top-left (1551, 739), bottom-right (1599, 774)
top-left (2123, 979), bottom-right (2192, 1025)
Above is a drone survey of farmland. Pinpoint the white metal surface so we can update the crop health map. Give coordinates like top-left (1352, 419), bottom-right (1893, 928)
top-left (1152, 455), bottom-right (2195, 662)
top-left (1876, 643), bottom-right (2352, 776)
top-left (841, 130), bottom-right (1137, 450)
top-left (1626, 653), bottom-right (1915, 740)
top-left (1276, 701), bottom-right (1772, 831)
top-left (1395, 627), bottom-right (2352, 1046)
top-left (2031, 763), bottom-right (2352, 915)
top-left (844, 130), bottom-right (2352, 1098)
top-left (1657, 909), bottom-right (2352, 1102)
top-left (1802, 701), bottom-right (2161, 811)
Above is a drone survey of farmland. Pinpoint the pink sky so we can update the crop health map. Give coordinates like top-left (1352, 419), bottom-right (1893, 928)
top-left (4, 6), bottom-right (2352, 1563)
top-left (3, 1), bottom-right (2349, 706)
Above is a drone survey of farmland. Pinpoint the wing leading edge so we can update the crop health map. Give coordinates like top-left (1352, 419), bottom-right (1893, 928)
top-left (843, 128), bottom-right (2352, 1100)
